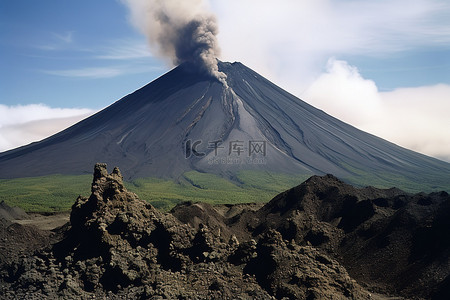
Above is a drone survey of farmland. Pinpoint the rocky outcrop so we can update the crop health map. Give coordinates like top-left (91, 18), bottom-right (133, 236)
top-left (244, 230), bottom-right (368, 300)
top-left (0, 201), bottom-right (29, 221)
top-left (3, 165), bottom-right (448, 299)
top-left (228, 174), bottom-right (450, 299)
top-left (171, 174), bottom-right (450, 299)
top-left (0, 164), bottom-right (373, 299)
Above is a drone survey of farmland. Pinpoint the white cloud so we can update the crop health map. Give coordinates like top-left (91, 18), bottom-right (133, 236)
top-left (0, 104), bottom-right (94, 152)
top-left (96, 39), bottom-right (153, 60)
top-left (303, 59), bottom-right (450, 162)
top-left (43, 67), bottom-right (123, 79)
top-left (37, 38), bottom-right (161, 79)
top-left (302, 59), bottom-right (382, 125)
top-left (42, 63), bottom-right (161, 79)
top-left (371, 84), bottom-right (450, 162)
top-left (52, 31), bottom-right (74, 44)
top-left (36, 31), bottom-right (75, 51)
top-left (212, 0), bottom-right (450, 92)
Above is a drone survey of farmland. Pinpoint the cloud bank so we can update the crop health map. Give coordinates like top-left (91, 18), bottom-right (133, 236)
top-left (304, 59), bottom-right (450, 162)
top-left (0, 104), bottom-right (93, 152)
top-left (213, 0), bottom-right (450, 90)
top-left (41, 39), bottom-right (161, 79)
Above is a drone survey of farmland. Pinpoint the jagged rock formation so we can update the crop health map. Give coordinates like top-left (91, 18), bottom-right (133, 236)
top-left (273, 176), bottom-right (450, 299)
top-left (0, 164), bottom-right (375, 299)
top-left (177, 174), bottom-right (450, 299)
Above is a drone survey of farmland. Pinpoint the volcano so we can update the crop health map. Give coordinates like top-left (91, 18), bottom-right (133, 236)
top-left (0, 61), bottom-right (449, 191)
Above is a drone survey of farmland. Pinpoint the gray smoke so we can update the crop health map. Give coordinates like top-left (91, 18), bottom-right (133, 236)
top-left (123, 0), bottom-right (227, 86)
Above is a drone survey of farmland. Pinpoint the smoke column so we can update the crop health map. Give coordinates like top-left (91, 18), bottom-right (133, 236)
top-left (123, 0), bottom-right (227, 86)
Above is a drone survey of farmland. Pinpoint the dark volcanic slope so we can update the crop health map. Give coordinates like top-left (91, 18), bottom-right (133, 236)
top-left (0, 165), bottom-right (375, 299)
top-left (0, 62), bottom-right (449, 190)
top-left (174, 174), bottom-right (450, 300)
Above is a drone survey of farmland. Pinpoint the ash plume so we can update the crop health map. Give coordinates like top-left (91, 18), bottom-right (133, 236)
top-left (123, 0), bottom-right (227, 86)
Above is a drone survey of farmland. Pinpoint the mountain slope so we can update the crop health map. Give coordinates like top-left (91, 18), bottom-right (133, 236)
top-left (0, 61), bottom-right (449, 191)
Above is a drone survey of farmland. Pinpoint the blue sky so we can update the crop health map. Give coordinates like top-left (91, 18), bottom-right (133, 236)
top-left (339, 49), bottom-right (450, 91)
top-left (0, 0), bottom-right (165, 109)
top-left (1, 0), bottom-right (450, 161)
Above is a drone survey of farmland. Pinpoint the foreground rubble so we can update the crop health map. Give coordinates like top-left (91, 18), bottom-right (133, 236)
top-left (1, 164), bottom-right (449, 299)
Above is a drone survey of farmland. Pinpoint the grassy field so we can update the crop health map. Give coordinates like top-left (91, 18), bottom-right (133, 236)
top-left (126, 171), bottom-right (311, 210)
top-left (1, 169), bottom-right (448, 213)
top-left (0, 174), bottom-right (92, 212)
top-left (0, 171), bottom-right (310, 212)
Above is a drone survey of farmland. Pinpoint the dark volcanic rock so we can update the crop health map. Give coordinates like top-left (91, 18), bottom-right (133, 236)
top-left (52, 163), bottom-right (196, 292)
top-left (3, 165), bottom-right (448, 299)
top-left (0, 165), bottom-right (374, 299)
top-left (170, 174), bottom-right (450, 299)
top-left (220, 174), bottom-right (450, 299)
top-left (244, 230), bottom-right (367, 300)
top-left (0, 201), bottom-right (29, 221)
